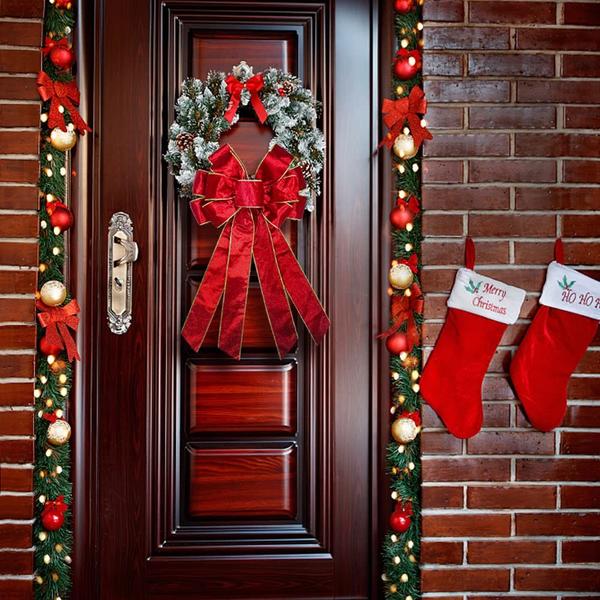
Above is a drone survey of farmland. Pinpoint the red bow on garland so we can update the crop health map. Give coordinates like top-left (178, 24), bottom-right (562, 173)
top-left (401, 254), bottom-right (418, 274)
top-left (398, 410), bottom-right (422, 427)
top-left (41, 36), bottom-right (70, 57)
top-left (182, 144), bottom-right (330, 359)
top-left (380, 86), bottom-right (432, 150)
top-left (42, 495), bottom-right (68, 519)
top-left (379, 282), bottom-right (424, 353)
top-left (42, 411), bottom-right (65, 425)
top-left (36, 299), bottom-right (80, 362)
top-left (406, 195), bottom-right (421, 216)
top-left (224, 73), bottom-right (268, 124)
top-left (36, 71), bottom-right (90, 134)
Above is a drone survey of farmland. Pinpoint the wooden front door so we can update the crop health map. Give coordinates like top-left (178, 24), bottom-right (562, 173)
top-left (73, 1), bottom-right (383, 598)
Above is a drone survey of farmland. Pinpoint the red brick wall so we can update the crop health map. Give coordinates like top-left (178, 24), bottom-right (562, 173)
top-left (421, 1), bottom-right (600, 598)
top-left (0, 0), bottom-right (43, 597)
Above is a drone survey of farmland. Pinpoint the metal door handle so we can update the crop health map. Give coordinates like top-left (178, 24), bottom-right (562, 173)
top-left (113, 237), bottom-right (139, 267)
top-left (107, 212), bottom-right (138, 334)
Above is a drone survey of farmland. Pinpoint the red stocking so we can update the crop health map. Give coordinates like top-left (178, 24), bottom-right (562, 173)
top-left (421, 239), bottom-right (526, 438)
top-left (510, 240), bottom-right (599, 432)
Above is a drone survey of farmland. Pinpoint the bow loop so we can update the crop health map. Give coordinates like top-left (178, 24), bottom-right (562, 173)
top-left (379, 85), bottom-right (431, 150)
top-left (42, 36), bottom-right (70, 57)
top-left (36, 299), bottom-right (80, 362)
top-left (36, 71), bottom-right (90, 134)
top-left (224, 72), bottom-right (268, 124)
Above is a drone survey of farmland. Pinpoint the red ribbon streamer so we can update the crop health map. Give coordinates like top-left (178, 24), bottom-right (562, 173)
top-left (36, 71), bottom-right (90, 134)
top-left (224, 73), bottom-right (268, 124)
top-left (37, 299), bottom-right (80, 362)
top-left (182, 144), bottom-right (330, 359)
top-left (379, 282), bottom-right (424, 352)
top-left (380, 86), bottom-right (432, 150)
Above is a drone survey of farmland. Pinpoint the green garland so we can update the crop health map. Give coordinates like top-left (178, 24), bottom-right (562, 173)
top-left (33, 1), bottom-right (83, 598)
top-left (382, 3), bottom-right (425, 599)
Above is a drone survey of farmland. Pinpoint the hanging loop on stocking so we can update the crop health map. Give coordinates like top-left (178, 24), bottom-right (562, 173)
top-left (554, 237), bottom-right (565, 264)
top-left (465, 236), bottom-right (476, 270)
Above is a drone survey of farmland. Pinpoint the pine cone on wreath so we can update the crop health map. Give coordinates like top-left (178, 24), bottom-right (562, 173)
top-left (176, 132), bottom-right (195, 152)
top-left (281, 80), bottom-right (295, 95)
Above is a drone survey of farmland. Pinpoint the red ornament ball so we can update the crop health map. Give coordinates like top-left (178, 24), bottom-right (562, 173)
top-left (39, 335), bottom-right (62, 357)
top-left (386, 331), bottom-right (409, 355)
top-left (394, 0), bottom-right (414, 13)
top-left (394, 49), bottom-right (422, 80)
top-left (50, 205), bottom-right (74, 232)
top-left (55, 0), bottom-right (73, 9)
top-left (390, 204), bottom-right (414, 229)
top-left (41, 508), bottom-right (65, 531)
top-left (389, 508), bottom-right (412, 533)
top-left (50, 45), bottom-right (75, 70)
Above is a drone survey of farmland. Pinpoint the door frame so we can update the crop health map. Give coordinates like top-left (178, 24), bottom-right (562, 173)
top-left (70, 0), bottom-right (395, 597)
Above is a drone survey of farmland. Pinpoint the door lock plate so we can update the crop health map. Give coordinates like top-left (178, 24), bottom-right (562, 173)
top-left (107, 212), bottom-right (138, 334)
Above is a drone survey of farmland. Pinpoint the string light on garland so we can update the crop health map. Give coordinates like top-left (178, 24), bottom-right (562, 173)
top-left (34, 1), bottom-right (88, 599)
top-left (380, 0), bottom-right (427, 598)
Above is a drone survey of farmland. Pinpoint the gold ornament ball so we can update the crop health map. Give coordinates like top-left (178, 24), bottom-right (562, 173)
top-left (388, 264), bottom-right (414, 290)
top-left (47, 419), bottom-right (71, 446)
top-left (40, 280), bottom-right (67, 307)
top-left (393, 133), bottom-right (417, 160)
top-left (391, 417), bottom-right (419, 444)
top-left (50, 127), bottom-right (77, 151)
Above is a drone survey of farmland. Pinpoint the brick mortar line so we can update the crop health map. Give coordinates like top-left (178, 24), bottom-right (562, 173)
top-left (422, 508), bottom-right (600, 514)
top-left (425, 129), bottom-right (600, 134)
top-left (422, 481), bottom-right (600, 487)
top-left (422, 537), bottom-right (600, 542)
top-left (425, 22), bottom-right (600, 29)
top-left (0, 154), bottom-right (42, 159)
top-left (0, 17), bottom-right (43, 23)
top-left (0, 44), bottom-right (40, 51)
top-left (0, 128), bottom-right (39, 132)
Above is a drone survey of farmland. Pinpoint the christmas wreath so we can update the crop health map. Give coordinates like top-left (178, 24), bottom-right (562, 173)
top-left (165, 62), bottom-right (329, 359)
top-left (165, 61), bottom-right (325, 210)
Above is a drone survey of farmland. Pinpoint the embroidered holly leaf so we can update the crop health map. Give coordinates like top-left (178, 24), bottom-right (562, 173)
top-left (464, 279), bottom-right (481, 294)
top-left (558, 275), bottom-right (575, 291)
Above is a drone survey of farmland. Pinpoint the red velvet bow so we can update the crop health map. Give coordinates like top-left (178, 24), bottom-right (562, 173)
top-left (36, 71), bottom-right (90, 134)
top-left (401, 254), bottom-right (419, 274)
top-left (398, 410), bottom-right (421, 427)
top-left (224, 73), bottom-right (268, 124)
top-left (41, 36), bottom-right (70, 57)
top-left (42, 495), bottom-right (68, 518)
top-left (406, 195), bottom-right (421, 215)
top-left (380, 85), bottom-right (432, 150)
top-left (42, 411), bottom-right (63, 424)
top-left (379, 282), bottom-right (424, 352)
top-left (36, 299), bottom-right (80, 361)
top-left (182, 144), bottom-right (330, 359)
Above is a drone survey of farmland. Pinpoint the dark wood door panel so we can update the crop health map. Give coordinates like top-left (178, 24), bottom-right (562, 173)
top-left (145, 556), bottom-right (334, 598)
top-left (192, 31), bottom-right (296, 77)
top-left (188, 445), bottom-right (297, 518)
top-left (78, 0), bottom-right (380, 597)
top-left (189, 362), bottom-right (297, 434)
